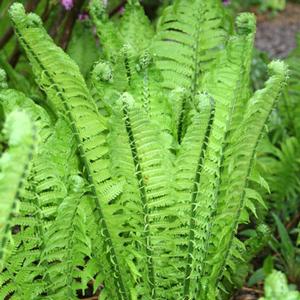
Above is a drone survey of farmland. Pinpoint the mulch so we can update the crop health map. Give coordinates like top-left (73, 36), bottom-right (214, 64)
top-left (254, 2), bottom-right (300, 58)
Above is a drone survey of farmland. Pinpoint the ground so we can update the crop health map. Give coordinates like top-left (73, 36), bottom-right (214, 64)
top-left (255, 2), bottom-right (300, 58)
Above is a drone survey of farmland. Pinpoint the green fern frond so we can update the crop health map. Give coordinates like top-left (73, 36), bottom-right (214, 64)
top-left (173, 14), bottom-right (256, 298)
top-left (119, 1), bottom-right (154, 52)
top-left (89, 0), bottom-right (123, 62)
top-left (0, 88), bottom-right (82, 298)
top-left (203, 61), bottom-right (288, 298)
top-left (0, 121), bottom-right (82, 299)
top-left (90, 0), bottom-right (153, 61)
top-left (0, 110), bottom-right (36, 263)
top-left (150, 0), bottom-right (230, 144)
top-left (167, 93), bottom-right (215, 298)
top-left (151, 0), bottom-right (228, 92)
top-left (0, 89), bottom-right (49, 299)
top-left (42, 175), bottom-right (92, 299)
top-left (9, 4), bottom-right (129, 299)
top-left (0, 88), bottom-right (71, 224)
top-left (265, 137), bottom-right (300, 204)
top-left (106, 92), bottom-right (174, 299)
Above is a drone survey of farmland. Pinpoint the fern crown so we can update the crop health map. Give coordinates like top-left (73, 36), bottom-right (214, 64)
top-left (0, 1), bottom-right (288, 299)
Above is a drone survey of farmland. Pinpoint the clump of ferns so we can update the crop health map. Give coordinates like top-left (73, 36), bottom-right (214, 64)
top-left (0, 0), bottom-right (288, 299)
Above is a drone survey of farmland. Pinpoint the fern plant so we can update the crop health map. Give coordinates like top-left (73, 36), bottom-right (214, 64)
top-left (0, 1), bottom-right (288, 299)
top-left (255, 33), bottom-right (300, 219)
top-left (259, 271), bottom-right (300, 300)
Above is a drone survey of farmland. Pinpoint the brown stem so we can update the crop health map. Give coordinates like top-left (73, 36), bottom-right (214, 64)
top-left (55, 0), bottom-right (128, 50)
top-left (9, 45), bottom-right (20, 67)
top-left (25, 0), bottom-right (40, 11)
top-left (286, 211), bottom-right (300, 230)
top-left (241, 286), bottom-right (264, 295)
top-left (59, 0), bottom-right (86, 50)
top-left (0, 28), bottom-right (14, 50)
top-left (41, 1), bottom-right (51, 22)
top-left (6, 0), bottom-right (128, 67)
top-left (49, 7), bottom-right (66, 38)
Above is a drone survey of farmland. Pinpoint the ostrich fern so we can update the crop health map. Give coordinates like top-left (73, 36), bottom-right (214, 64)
top-left (0, 1), bottom-right (288, 299)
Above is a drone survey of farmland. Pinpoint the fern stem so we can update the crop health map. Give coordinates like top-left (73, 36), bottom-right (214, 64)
top-left (122, 103), bottom-right (156, 298)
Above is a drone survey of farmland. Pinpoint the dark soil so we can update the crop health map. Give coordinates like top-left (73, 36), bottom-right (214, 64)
top-left (254, 3), bottom-right (300, 58)
top-left (233, 288), bottom-right (262, 300)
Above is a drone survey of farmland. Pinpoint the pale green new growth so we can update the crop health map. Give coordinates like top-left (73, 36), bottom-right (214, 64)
top-left (2, 1), bottom-right (288, 299)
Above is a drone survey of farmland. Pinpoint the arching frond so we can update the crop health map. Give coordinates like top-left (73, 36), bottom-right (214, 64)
top-left (106, 92), bottom-right (174, 299)
top-left (175, 14), bottom-right (257, 298)
top-left (9, 4), bottom-right (128, 299)
top-left (42, 176), bottom-right (92, 299)
top-left (151, 0), bottom-right (228, 92)
top-left (203, 61), bottom-right (288, 298)
top-left (164, 93), bottom-right (215, 298)
top-left (0, 88), bottom-right (82, 299)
